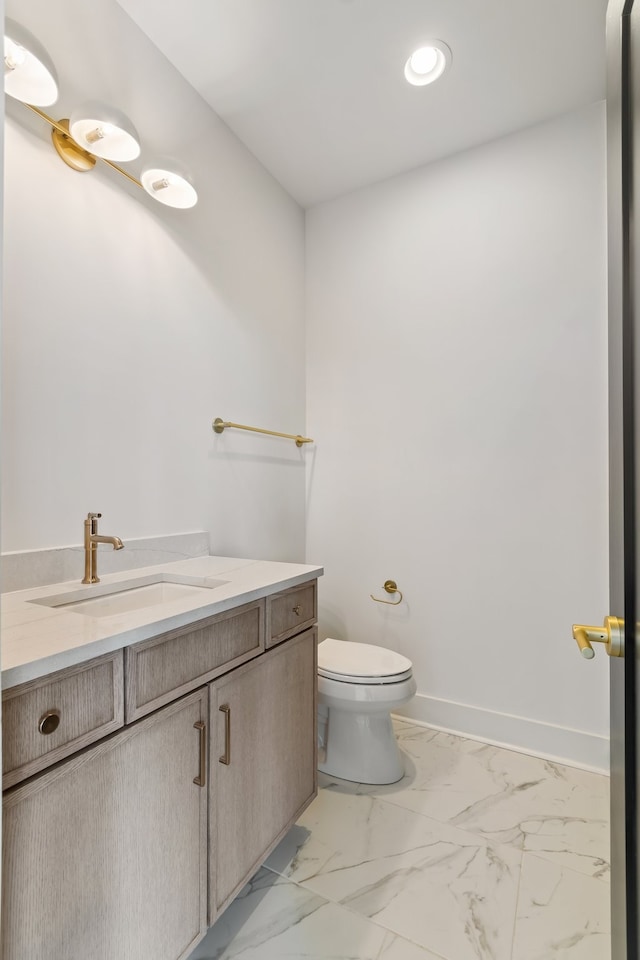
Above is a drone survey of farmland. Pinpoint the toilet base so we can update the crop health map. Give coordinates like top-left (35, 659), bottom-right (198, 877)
top-left (318, 707), bottom-right (405, 784)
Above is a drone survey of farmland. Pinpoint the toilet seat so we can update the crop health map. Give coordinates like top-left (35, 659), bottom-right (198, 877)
top-left (318, 638), bottom-right (413, 685)
top-left (318, 666), bottom-right (413, 684)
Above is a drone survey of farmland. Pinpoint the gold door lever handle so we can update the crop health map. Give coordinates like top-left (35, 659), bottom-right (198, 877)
top-left (572, 617), bottom-right (624, 659)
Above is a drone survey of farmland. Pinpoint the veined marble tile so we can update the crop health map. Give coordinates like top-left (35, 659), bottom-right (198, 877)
top-left (517, 814), bottom-right (609, 882)
top-left (187, 868), bottom-right (445, 960)
top-left (511, 854), bottom-right (610, 960)
top-left (265, 788), bottom-right (521, 960)
top-left (317, 770), bottom-right (364, 795)
top-left (358, 731), bottom-right (609, 881)
top-left (392, 720), bottom-right (440, 743)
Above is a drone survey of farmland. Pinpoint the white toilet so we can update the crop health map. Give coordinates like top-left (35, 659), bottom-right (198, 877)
top-left (317, 637), bottom-right (416, 784)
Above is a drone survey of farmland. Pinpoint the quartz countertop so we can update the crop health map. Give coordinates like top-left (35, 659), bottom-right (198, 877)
top-left (1, 555), bottom-right (323, 690)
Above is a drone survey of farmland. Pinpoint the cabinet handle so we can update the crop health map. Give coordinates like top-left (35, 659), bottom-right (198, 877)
top-left (293, 604), bottom-right (302, 616)
top-left (38, 710), bottom-right (61, 735)
top-left (219, 704), bottom-right (231, 765)
top-left (193, 721), bottom-right (206, 787)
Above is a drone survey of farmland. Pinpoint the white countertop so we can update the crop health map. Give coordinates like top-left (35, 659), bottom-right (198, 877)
top-left (1, 556), bottom-right (323, 690)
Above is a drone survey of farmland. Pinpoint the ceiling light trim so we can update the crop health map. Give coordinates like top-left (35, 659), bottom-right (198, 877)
top-left (404, 40), bottom-right (452, 87)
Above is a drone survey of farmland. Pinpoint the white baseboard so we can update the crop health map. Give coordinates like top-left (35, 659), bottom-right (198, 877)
top-left (393, 693), bottom-right (609, 775)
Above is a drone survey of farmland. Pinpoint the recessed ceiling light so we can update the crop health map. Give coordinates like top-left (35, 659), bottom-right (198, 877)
top-left (404, 41), bottom-right (451, 86)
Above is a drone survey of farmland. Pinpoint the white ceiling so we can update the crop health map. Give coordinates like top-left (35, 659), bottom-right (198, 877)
top-left (117, 0), bottom-right (608, 207)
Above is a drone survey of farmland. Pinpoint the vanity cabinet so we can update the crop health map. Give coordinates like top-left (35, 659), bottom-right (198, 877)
top-left (209, 626), bottom-right (317, 919)
top-left (2, 650), bottom-right (124, 790)
top-left (124, 599), bottom-right (264, 722)
top-left (1, 577), bottom-right (319, 960)
top-left (266, 580), bottom-right (317, 647)
top-left (2, 687), bottom-right (208, 960)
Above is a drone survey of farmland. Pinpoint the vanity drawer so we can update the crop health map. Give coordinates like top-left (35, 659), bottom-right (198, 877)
top-left (266, 580), bottom-right (317, 648)
top-left (2, 650), bottom-right (124, 790)
top-left (125, 599), bottom-right (265, 722)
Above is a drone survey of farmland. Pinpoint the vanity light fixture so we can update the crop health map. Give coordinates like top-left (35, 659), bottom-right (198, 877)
top-left (69, 101), bottom-right (141, 162)
top-left (4, 18), bottom-right (58, 106)
top-left (3, 19), bottom-right (197, 209)
top-left (141, 160), bottom-right (198, 209)
top-left (404, 41), bottom-right (452, 86)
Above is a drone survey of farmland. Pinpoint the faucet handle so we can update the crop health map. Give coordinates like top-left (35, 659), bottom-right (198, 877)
top-left (86, 513), bottom-right (102, 538)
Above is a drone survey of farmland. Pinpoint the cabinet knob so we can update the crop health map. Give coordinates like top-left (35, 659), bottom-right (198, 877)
top-left (292, 605), bottom-right (302, 616)
top-left (38, 710), bottom-right (60, 735)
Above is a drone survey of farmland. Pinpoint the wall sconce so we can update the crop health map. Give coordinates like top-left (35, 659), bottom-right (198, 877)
top-left (3, 18), bottom-right (198, 209)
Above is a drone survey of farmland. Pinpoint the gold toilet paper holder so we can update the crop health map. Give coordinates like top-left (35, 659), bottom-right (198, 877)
top-left (370, 580), bottom-right (403, 605)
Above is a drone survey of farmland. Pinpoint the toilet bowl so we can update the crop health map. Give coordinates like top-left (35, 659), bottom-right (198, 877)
top-left (317, 637), bottom-right (416, 785)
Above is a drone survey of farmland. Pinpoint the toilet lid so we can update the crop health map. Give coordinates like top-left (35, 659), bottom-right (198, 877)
top-left (318, 638), bottom-right (413, 684)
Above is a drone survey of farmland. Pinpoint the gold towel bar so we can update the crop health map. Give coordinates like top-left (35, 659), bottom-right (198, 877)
top-left (212, 418), bottom-right (313, 447)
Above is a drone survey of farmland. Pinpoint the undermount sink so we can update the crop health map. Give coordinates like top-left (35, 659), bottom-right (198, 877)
top-left (30, 574), bottom-right (229, 618)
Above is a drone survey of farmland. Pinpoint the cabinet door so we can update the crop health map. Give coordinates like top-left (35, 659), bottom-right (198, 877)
top-left (209, 628), bottom-right (317, 920)
top-left (2, 688), bottom-right (208, 960)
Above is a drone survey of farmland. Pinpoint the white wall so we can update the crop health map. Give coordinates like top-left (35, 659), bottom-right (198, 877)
top-left (3, 3), bottom-right (610, 769)
top-left (2, 0), bottom-right (307, 562)
top-left (305, 103), bottom-right (610, 770)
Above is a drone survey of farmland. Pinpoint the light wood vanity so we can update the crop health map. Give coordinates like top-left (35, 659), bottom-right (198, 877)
top-left (1, 571), bottom-right (319, 960)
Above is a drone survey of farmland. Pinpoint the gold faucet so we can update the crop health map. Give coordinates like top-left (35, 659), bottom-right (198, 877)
top-left (82, 512), bottom-right (124, 584)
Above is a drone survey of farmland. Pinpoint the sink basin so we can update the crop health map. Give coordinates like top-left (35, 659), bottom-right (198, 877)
top-left (30, 574), bottom-right (229, 618)
top-left (59, 582), bottom-right (220, 618)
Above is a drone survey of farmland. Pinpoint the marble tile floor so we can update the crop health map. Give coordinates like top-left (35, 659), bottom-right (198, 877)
top-left (189, 720), bottom-right (610, 960)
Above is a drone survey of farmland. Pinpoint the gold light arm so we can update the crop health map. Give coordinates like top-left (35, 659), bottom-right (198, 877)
top-left (101, 157), bottom-right (144, 188)
top-left (212, 418), bottom-right (313, 447)
top-left (24, 103), bottom-right (72, 138)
